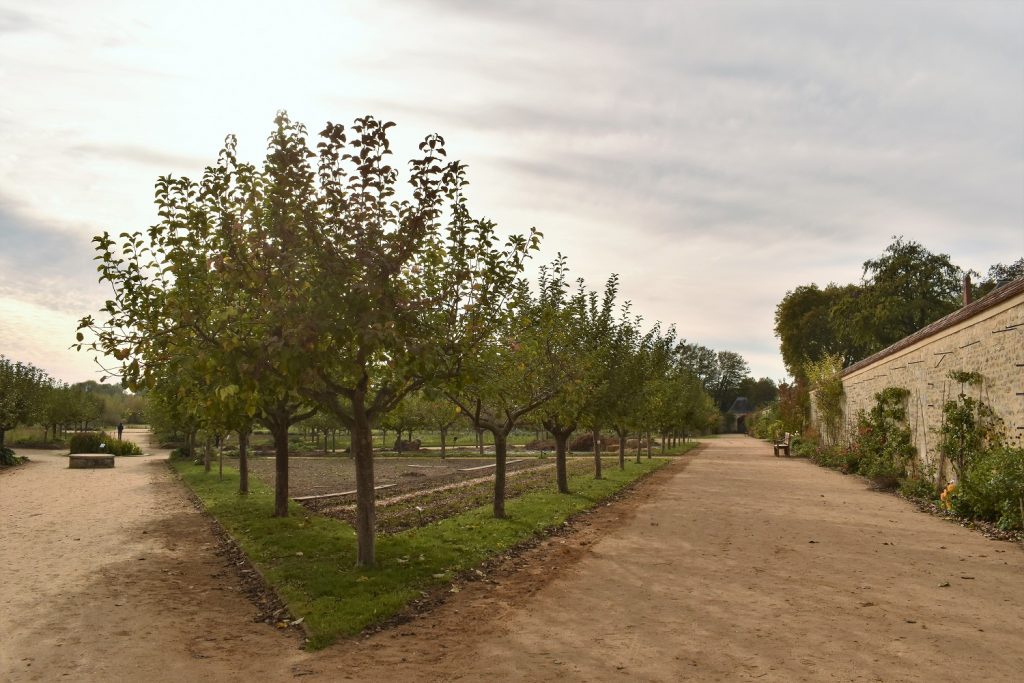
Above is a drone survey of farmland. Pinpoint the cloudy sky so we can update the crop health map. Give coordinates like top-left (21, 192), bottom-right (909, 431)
top-left (1, 0), bottom-right (1022, 385)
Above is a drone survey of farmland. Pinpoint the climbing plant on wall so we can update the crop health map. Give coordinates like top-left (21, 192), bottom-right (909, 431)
top-left (939, 370), bottom-right (1004, 481)
top-left (805, 353), bottom-right (844, 446)
top-left (854, 386), bottom-right (915, 488)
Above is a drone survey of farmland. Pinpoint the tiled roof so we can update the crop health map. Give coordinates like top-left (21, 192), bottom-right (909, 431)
top-left (842, 277), bottom-right (1024, 377)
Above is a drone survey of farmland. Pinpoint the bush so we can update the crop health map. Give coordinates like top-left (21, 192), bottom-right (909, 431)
top-left (898, 476), bottom-right (937, 502)
top-left (69, 431), bottom-right (104, 453)
top-left (791, 435), bottom-right (815, 458)
top-left (69, 431), bottom-right (142, 456)
top-left (952, 446), bottom-right (1024, 530)
top-left (1, 447), bottom-right (26, 467)
top-left (107, 439), bottom-right (142, 456)
top-left (853, 387), bottom-right (915, 488)
top-left (13, 437), bottom-right (66, 448)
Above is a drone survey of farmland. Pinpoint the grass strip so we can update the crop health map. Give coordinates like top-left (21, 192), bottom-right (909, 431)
top-left (173, 456), bottom-right (670, 649)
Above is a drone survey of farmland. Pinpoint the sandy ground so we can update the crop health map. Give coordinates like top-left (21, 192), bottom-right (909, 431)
top-left (2, 434), bottom-right (1022, 681)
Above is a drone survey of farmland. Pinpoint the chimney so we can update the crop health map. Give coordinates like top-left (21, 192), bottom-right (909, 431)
top-left (962, 274), bottom-right (972, 307)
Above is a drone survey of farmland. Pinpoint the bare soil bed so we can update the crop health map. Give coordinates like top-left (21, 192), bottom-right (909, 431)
top-left (244, 454), bottom-right (552, 499)
top-left (320, 457), bottom-right (618, 533)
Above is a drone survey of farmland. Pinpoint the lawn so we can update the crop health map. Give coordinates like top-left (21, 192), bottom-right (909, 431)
top-left (173, 455), bottom-right (672, 649)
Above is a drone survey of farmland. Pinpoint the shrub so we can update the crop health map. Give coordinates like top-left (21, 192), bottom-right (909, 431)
top-left (806, 354), bottom-right (844, 446)
top-left (952, 446), bottom-right (1024, 530)
top-left (899, 476), bottom-right (937, 502)
top-left (107, 439), bottom-right (142, 456)
top-left (13, 437), bottom-right (66, 448)
top-left (854, 387), bottom-right (915, 488)
top-left (69, 431), bottom-right (104, 453)
top-left (939, 371), bottom-right (1004, 480)
top-left (791, 435), bottom-right (816, 458)
top-left (1, 447), bottom-right (25, 467)
top-left (69, 431), bottom-right (142, 456)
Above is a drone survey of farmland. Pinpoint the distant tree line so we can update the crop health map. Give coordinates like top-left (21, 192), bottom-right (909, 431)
top-left (0, 356), bottom-right (144, 464)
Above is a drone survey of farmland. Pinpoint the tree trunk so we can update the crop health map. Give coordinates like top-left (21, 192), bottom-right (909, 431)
top-left (238, 429), bottom-right (249, 495)
top-left (554, 431), bottom-right (570, 494)
top-left (492, 430), bottom-right (508, 518)
top-left (592, 428), bottom-right (602, 480)
top-left (661, 433), bottom-right (667, 454)
top-left (618, 431), bottom-right (626, 470)
top-left (271, 423), bottom-right (290, 518)
top-left (635, 433), bottom-right (641, 463)
top-left (351, 398), bottom-right (377, 568)
top-left (647, 431), bottom-right (652, 459)
top-left (440, 426), bottom-right (447, 459)
top-left (0, 429), bottom-right (11, 466)
top-left (204, 436), bottom-right (211, 473)
top-left (477, 429), bottom-right (484, 455)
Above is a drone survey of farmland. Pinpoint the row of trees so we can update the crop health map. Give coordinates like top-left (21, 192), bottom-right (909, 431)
top-left (77, 113), bottom-right (726, 567)
top-left (0, 356), bottom-right (136, 464)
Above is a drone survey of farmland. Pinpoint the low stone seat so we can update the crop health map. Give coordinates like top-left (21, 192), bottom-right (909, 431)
top-left (69, 453), bottom-right (115, 469)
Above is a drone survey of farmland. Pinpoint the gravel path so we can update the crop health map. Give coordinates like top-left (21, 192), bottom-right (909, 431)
top-left (3, 434), bottom-right (1022, 681)
top-left (0, 430), bottom-right (292, 682)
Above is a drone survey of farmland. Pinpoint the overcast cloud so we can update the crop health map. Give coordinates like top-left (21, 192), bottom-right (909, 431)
top-left (1, 0), bottom-right (1021, 383)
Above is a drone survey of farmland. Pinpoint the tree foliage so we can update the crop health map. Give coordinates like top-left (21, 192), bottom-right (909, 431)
top-left (974, 258), bottom-right (1024, 298)
top-left (77, 113), bottom-right (538, 567)
top-left (1, 356), bottom-right (50, 462)
top-left (775, 237), bottom-right (967, 380)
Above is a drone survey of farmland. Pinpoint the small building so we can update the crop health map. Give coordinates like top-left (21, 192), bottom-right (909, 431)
top-left (727, 396), bottom-right (756, 433)
top-left (830, 277), bottom-right (1024, 478)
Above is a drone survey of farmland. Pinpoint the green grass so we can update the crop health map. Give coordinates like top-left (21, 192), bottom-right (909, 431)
top-left (173, 456), bottom-right (669, 649)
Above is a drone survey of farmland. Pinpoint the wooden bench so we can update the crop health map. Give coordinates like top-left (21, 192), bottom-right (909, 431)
top-left (773, 432), bottom-right (792, 457)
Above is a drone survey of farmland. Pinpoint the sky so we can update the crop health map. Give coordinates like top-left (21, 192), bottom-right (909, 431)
top-left (1, 0), bottom-right (1022, 385)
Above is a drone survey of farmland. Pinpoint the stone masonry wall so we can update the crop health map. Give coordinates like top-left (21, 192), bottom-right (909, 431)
top-left (837, 287), bottom-right (1024, 479)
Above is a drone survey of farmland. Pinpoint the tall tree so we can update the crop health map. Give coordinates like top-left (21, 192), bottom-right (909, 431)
top-left (448, 281), bottom-right (560, 517)
top-left (604, 309), bottom-right (645, 470)
top-left (79, 114), bottom-right (537, 567)
top-left (678, 343), bottom-right (720, 393)
top-left (534, 257), bottom-right (596, 493)
top-left (975, 258), bottom-right (1024, 297)
top-left (773, 283), bottom-right (860, 378)
top-left (578, 274), bottom-right (621, 480)
top-left (737, 377), bottom-right (778, 408)
top-left (713, 350), bottom-right (751, 411)
top-left (833, 237), bottom-right (963, 355)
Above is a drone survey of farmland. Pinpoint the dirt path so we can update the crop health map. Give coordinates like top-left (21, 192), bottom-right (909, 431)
top-left (3, 435), bottom-right (1023, 681)
top-left (0, 430), bottom-right (293, 682)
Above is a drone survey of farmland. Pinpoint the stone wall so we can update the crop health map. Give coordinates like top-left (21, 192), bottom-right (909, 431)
top-left (834, 280), bottom-right (1024, 479)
